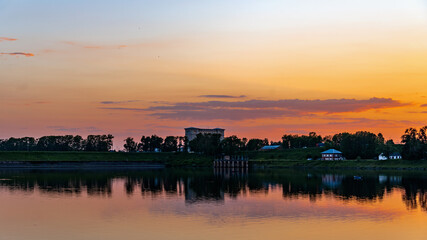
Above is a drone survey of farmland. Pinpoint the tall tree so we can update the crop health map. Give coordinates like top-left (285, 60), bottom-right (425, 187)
top-left (162, 136), bottom-right (178, 152)
top-left (124, 137), bottom-right (137, 152)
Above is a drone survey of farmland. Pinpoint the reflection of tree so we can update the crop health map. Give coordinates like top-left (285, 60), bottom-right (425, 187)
top-left (401, 177), bottom-right (427, 211)
top-left (1, 169), bottom-right (427, 210)
top-left (330, 177), bottom-right (385, 201)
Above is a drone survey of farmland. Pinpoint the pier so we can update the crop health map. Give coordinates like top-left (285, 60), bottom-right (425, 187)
top-left (213, 155), bottom-right (249, 168)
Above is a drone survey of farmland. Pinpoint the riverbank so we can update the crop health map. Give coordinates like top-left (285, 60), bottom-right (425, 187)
top-left (1, 151), bottom-right (426, 170)
top-left (0, 151), bottom-right (212, 167)
top-left (251, 159), bottom-right (427, 171)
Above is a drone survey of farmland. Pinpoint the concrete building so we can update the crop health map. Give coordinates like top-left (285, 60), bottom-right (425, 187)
top-left (185, 127), bottom-right (225, 141)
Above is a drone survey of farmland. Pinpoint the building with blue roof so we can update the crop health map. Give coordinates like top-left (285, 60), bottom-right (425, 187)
top-left (321, 149), bottom-right (343, 161)
top-left (260, 145), bottom-right (282, 151)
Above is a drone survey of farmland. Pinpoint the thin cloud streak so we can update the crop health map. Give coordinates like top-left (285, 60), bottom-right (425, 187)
top-left (47, 126), bottom-right (102, 133)
top-left (100, 107), bottom-right (146, 111)
top-left (198, 95), bottom-right (247, 99)
top-left (63, 41), bottom-right (127, 50)
top-left (0, 37), bottom-right (17, 42)
top-left (0, 52), bottom-right (34, 57)
top-left (421, 104), bottom-right (427, 107)
top-left (100, 100), bottom-right (140, 105)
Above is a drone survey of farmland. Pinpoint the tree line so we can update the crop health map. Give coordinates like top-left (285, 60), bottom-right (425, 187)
top-left (1, 126), bottom-right (426, 160)
top-left (0, 135), bottom-right (114, 152)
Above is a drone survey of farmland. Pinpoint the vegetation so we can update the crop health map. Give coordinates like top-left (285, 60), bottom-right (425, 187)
top-left (0, 151), bottom-right (212, 167)
top-left (1, 125), bottom-right (426, 163)
top-left (0, 135), bottom-right (114, 152)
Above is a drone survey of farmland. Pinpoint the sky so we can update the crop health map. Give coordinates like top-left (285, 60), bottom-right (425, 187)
top-left (1, 0), bottom-right (427, 148)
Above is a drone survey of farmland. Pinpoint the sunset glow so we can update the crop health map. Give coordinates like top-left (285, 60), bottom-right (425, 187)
top-left (1, 0), bottom-right (427, 147)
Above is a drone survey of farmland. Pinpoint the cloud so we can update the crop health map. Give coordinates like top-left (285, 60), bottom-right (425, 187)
top-left (144, 97), bottom-right (406, 120)
top-left (63, 41), bottom-right (127, 50)
top-left (0, 52), bottom-right (34, 57)
top-left (47, 126), bottom-right (102, 133)
top-left (100, 107), bottom-right (146, 111)
top-left (100, 100), bottom-right (140, 105)
top-left (0, 37), bottom-right (17, 42)
top-left (99, 97), bottom-right (407, 121)
top-left (198, 95), bottom-right (247, 99)
top-left (421, 104), bottom-right (427, 107)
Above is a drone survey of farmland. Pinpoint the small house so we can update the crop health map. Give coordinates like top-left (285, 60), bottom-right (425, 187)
top-left (379, 152), bottom-right (402, 160)
top-left (378, 153), bottom-right (388, 161)
top-left (321, 149), bottom-right (343, 161)
top-left (389, 152), bottom-right (402, 160)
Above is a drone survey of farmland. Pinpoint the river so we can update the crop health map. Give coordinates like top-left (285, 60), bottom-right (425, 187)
top-left (0, 168), bottom-right (426, 240)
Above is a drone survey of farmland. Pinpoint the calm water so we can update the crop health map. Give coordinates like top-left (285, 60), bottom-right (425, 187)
top-left (0, 168), bottom-right (427, 240)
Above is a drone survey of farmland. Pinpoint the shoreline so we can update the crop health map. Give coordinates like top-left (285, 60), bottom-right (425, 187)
top-left (0, 161), bottom-right (165, 170)
top-left (1, 151), bottom-right (427, 171)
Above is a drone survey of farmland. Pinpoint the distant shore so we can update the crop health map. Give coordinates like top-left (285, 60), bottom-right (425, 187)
top-left (0, 151), bottom-right (426, 171)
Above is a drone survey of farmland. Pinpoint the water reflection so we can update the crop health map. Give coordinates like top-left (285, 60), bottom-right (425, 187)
top-left (1, 168), bottom-right (427, 211)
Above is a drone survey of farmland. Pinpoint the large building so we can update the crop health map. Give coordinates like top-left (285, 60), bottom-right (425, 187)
top-left (185, 127), bottom-right (225, 141)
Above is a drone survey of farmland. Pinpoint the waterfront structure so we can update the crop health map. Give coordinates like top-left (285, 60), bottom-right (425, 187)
top-left (321, 149), bottom-right (343, 161)
top-left (214, 155), bottom-right (249, 169)
top-left (185, 127), bottom-right (225, 141)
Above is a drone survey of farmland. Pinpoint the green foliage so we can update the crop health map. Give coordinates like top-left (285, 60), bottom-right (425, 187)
top-left (246, 138), bottom-right (269, 151)
top-left (220, 135), bottom-right (246, 155)
top-left (282, 132), bottom-right (322, 149)
top-left (189, 133), bottom-right (221, 156)
top-left (162, 136), bottom-right (178, 152)
top-left (331, 131), bottom-right (383, 159)
top-left (85, 134), bottom-right (114, 151)
top-left (401, 126), bottom-right (427, 160)
top-left (0, 135), bottom-right (114, 152)
top-left (138, 135), bottom-right (164, 152)
top-left (124, 137), bottom-right (137, 152)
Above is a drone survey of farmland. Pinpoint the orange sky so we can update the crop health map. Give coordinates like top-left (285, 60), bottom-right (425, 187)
top-left (1, 1), bottom-right (426, 148)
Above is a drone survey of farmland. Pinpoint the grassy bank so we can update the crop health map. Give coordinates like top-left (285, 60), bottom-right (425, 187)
top-left (1, 150), bottom-right (427, 170)
top-left (0, 151), bottom-right (213, 167)
top-left (251, 159), bottom-right (427, 170)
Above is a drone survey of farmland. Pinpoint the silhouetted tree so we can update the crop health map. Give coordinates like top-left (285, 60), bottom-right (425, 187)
top-left (220, 135), bottom-right (244, 155)
top-left (401, 126), bottom-right (427, 160)
top-left (124, 137), bottom-right (137, 152)
top-left (246, 138), bottom-right (268, 151)
top-left (189, 133), bottom-right (221, 156)
top-left (162, 136), bottom-right (178, 152)
top-left (282, 132), bottom-right (322, 149)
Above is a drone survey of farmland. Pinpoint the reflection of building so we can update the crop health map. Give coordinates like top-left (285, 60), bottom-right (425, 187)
top-left (321, 149), bottom-right (343, 161)
top-left (322, 174), bottom-right (344, 188)
top-left (185, 127), bottom-right (225, 141)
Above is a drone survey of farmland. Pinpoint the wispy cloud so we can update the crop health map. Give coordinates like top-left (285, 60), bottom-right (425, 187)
top-left (100, 107), bottom-right (145, 111)
top-left (421, 104), bottom-right (427, 107)
top-left (100, 97), bottom-right (407, 121)
top-left (63, 41), bottom-right (127, 50)
top-left (47, 126), bottom-right (102, 133)
top-left (0, 37), bottom-right (17, 42)
top-left (0, 52), bottom-right (34, 57)
top-left (100, 100), bottom-right (140, 105)
top-left (146, 98), bottom-right (406, 120)
top-left (198, 95), bottom-right (247, 99)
